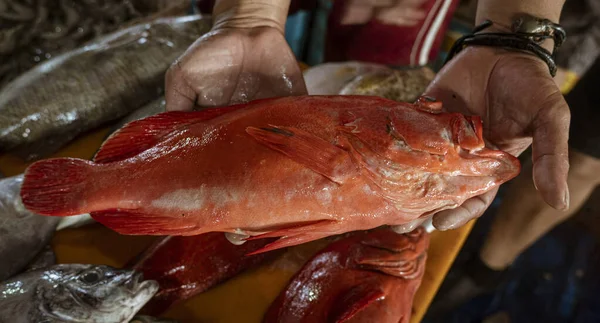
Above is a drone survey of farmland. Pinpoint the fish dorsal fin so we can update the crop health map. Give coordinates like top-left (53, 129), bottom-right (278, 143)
top-left (95, 107), bottom-right (242, 164)
top-left (329, 285), bottom-right (385, 323)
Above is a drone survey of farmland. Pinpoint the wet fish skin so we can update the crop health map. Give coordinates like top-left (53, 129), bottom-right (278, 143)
top-left (0, 264), bottom-right (159, 323)
top-left (263, 227), bottom-right (429, 323)
top-left (0, 175), bottom-right (59, 281)
top-left (0, 15), bottom-right (211, 153)
top-left (129, 233), bottom-right (280, 315)
top-left (21, 95), bottom-right (521, 254)
top-left (52, 97), bottom-right (167, 230)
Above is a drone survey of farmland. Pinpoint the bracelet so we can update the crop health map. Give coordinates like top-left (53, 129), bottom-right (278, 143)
top-left (444, 16), bottom-right (567, 77)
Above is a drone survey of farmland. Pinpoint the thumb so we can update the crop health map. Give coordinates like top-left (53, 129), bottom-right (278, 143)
top-left (531, 92), bottom-right (571, 210)
top-left (432, 188), bottom-right (498, 231)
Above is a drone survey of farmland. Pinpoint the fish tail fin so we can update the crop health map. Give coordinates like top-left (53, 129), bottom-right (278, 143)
top-left (21, 158), bottom-right (94, 216)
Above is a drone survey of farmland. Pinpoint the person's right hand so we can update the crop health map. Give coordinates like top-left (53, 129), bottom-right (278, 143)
top-left (165, 2), bottom-right (307, 111)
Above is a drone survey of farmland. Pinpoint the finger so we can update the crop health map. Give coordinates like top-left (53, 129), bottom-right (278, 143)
top-left (531, 93), bottom-right (571, 210)
top-left (390, 217), bottom-right (428, 234)
top-left (432, 188), bottom-right (498, 231)
top-left (165, 60), bottom-right (196, 112)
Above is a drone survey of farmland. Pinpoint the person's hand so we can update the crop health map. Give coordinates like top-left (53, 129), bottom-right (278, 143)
top-left (165, 3), bottom-right (307, 111)
top-left (395, 46), bottom-right (571, 233)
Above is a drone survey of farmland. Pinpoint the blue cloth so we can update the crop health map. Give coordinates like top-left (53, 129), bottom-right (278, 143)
top-left (423, 204), bottom-right (600, 323)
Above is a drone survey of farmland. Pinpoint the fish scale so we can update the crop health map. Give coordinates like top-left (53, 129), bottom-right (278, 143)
top-left (0, 15), bottom-right (210, 155)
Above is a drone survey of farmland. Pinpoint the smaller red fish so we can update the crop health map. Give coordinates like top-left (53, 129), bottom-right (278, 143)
top-left (263, 227), bottom-right (429, 323)
top-left (129, 233), bottom-right (280, 315)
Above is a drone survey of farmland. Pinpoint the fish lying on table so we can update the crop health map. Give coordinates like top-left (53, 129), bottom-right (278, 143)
top-left (0, 0), bottom-right (191, 90)
top-left (263, 227), bottom-right (429, 323)
top-left (0, 264), bottom-right (158, 323)
top-left (20, 95), bottom-right (521, 254)
top-left (338, 67), bottom-right (436, 103)
top-left (24, 245), bottom-right (57, 272)
top-left (0, 15), bottom-right (210, 158)
top-left (0, 175), bottom-right (60, 281)
top-left (129, 232), bottom-right (280, 315)
top-left (303, 61), bottom-right (391, 95)
top-left (303, 61), bottom-right (435, 103)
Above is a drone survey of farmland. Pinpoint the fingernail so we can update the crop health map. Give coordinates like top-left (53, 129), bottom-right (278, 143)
top-left (562, 188), bottom-right (570, 211)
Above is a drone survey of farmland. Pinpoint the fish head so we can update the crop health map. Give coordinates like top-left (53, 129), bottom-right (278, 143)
top-left (342, 98), bottom-right (485, 159)
top-left (353, 227), bottom-right (429, 280)
top-left (339, 97), bottom-right (520, 216)
top-left (35, 264), bottom-right (159, 322)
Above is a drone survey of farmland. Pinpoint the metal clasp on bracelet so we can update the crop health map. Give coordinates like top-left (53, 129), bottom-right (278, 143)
top-left (511, 14), bottom-right (566, 52)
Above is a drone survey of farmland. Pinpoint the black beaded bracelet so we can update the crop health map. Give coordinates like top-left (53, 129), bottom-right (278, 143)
top-left (444, 18), bottom-right (567, 77)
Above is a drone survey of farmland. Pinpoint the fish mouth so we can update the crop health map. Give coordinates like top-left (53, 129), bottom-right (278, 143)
top-left (117, 271), bottom-right (159, 322)
top-left (124, 271), bottom-right (159, 295)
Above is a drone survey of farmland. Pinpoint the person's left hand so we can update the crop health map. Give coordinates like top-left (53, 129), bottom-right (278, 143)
top-left (394, 46), bottom-right (571, 233)
top-left (165, 7), bottom-right (307, 111)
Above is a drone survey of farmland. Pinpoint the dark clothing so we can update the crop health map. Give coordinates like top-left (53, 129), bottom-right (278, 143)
top-left (566, 57), bottom-right (600, 159)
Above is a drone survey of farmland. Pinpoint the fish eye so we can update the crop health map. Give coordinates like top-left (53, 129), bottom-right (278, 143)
top-left (80, 270), bottom-right (102, 284)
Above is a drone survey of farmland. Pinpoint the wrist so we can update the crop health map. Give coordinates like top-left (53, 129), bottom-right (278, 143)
top-left (213, 0), bottom-right (290, 33)
top-left (476, 0), bottom-right (565, 52)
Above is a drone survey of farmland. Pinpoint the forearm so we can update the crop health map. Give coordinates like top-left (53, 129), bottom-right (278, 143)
top-left (213, 0), bottom-right (290, 32)
top-left (476, 0), bottom-right (565, 26)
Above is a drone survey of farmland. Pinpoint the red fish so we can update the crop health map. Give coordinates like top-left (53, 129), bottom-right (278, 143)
top-left (263, 227), bottom-right (429, 323)
top-left (128, 233), bottom-right (279, 315)
top-left (21, 95), bottom-right (519, 254)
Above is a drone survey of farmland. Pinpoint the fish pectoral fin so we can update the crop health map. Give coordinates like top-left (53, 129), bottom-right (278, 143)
top-left (330, 285), bottom-right (385, 323)
top-left (91, 210), bottom-right (199, 235)
top-left (94, 106), bottom-right (245, 164)
top-left (246, 126), bottom-right (358, 184)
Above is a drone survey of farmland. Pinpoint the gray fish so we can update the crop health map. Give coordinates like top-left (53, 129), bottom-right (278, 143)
top-left (24, 245), bottom-right (57, 273)
top-left (0, 175), bottom-right (59, 281)
top-left (0, 264), bottom-right (159, 323)
top-left (0, 15), bottom-right (211, 154)
top-left (111, 97), bottom-right (166, 133)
